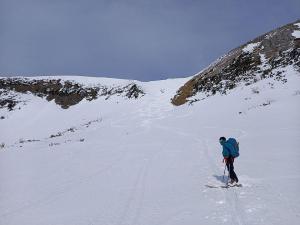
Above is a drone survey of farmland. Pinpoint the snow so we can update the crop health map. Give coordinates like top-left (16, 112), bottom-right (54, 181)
top-left (258, 53), bottom-right (271, 72)
top-left (242, 42), bottom-right (260, 53)
top-left (292, 22), bottom-right (300, 38)
top-left (1, 69), bottom-right (300, 225)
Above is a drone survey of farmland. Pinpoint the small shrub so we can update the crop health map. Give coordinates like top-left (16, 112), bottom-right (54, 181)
top-left (50, 132), bottom-right (62, 138)
top-left (251, 87), bottom-right (260, 94)
top-left (49, 142), bottom-right (60, 147)
top-left (68, 127), bottom-right (75, 132)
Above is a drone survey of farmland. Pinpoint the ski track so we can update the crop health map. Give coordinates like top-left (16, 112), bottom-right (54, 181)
top-left (0, 105), bottom-right (272, 225)
top-left (1, 72), bottom-right (300, 225)
top-left (152, 119), bottom-right (250, 225)
top-left (0, 150), bottom-right (127, 219)
top-left (114, 103), bottom-right (168, 225)
top-left (202, 139), bottom-right (247, 225)
top-left (116, 147), bottom-right (161, 225)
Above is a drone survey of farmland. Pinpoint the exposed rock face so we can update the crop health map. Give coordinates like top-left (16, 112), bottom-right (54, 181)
top-left (0, 78), bottom-right (145, 110)
top-left (172, 20), bottom-right (300, 106)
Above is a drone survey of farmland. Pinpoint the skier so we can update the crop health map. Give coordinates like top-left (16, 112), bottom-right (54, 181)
top-left (219, 137), bottom-right (239, 184)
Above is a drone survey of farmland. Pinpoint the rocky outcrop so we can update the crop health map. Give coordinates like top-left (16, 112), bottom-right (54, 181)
top-left (172, 20), bottom-right (300, 106)
top-left (0, 78), bottom-right (145, 110)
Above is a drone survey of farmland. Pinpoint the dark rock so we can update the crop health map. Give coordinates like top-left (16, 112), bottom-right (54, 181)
top-left (0, 78), bottom-right (145, 109)
top-left (0, 99), bottom-right (18, 111)
top-left (125, 84), bottom-right (145, 99)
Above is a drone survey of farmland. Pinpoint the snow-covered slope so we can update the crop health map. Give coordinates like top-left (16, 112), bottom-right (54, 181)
top-left (1, 68), bottom-right (300, 225)
top-left (1, 20), bottom-right (300, 225)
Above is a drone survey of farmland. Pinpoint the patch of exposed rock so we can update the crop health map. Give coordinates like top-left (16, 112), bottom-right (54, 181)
top-left (172, 19), bottom-right (300, 106)
top-left (0, 90), bottom-right (20, 111)
top-left (0, 78), bottom-right (145, 110)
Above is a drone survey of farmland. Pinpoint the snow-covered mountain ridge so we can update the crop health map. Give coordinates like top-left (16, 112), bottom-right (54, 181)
top-left (0, 77), bottom-right (145, 110)
top-left (2, 20), bottom-right (299, 111)
top-left (172, 19), bottom-right (300, 105)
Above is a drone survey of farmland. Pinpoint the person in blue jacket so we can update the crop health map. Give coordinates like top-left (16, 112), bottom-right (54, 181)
top-left (219, 136), bottom-right (239, 183)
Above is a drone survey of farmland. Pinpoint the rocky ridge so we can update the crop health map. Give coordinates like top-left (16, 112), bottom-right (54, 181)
top-left (0, 78), bottom-right (145, 110)
top-left (171, 20), bottom-right (300, 105)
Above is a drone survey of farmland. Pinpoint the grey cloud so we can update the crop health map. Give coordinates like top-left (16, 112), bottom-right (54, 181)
top-left (0, 0), bottom-right (299, 80)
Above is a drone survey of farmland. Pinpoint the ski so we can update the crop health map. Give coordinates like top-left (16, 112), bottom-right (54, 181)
top-left (205, 183), bottom-right (242, 189)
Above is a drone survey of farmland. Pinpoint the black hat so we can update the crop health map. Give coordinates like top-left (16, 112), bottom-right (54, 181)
top-left (219, 137), bottom-right (226, 142)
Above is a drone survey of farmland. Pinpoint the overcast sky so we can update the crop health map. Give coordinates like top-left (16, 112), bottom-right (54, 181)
top-left (0, 0), bottom-right (299, 81)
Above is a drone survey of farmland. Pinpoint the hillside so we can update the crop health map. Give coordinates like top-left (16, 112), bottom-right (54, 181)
top-left (0, 21), bottom-right (300, 225)
top-left (0, 77), bottom-right (144, 110)
top-left (172, 20), bottom-right (300, 105)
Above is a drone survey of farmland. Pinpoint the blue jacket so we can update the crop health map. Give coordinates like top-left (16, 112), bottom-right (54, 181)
top-left (222, 141), bottom-right (234, 158)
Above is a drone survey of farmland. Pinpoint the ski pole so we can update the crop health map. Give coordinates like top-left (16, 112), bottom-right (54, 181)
top-left (226, 167), bottom-right (229, 186)
top-left (223, 164), bottom-right (226, 182)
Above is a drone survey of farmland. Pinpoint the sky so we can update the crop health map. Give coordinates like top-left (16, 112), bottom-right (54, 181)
top-left (0, 0), bottom-right (299, 81)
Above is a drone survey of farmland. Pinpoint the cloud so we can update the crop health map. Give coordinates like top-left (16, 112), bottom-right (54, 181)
top-left (0, 0), bottom-right (299, 81)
